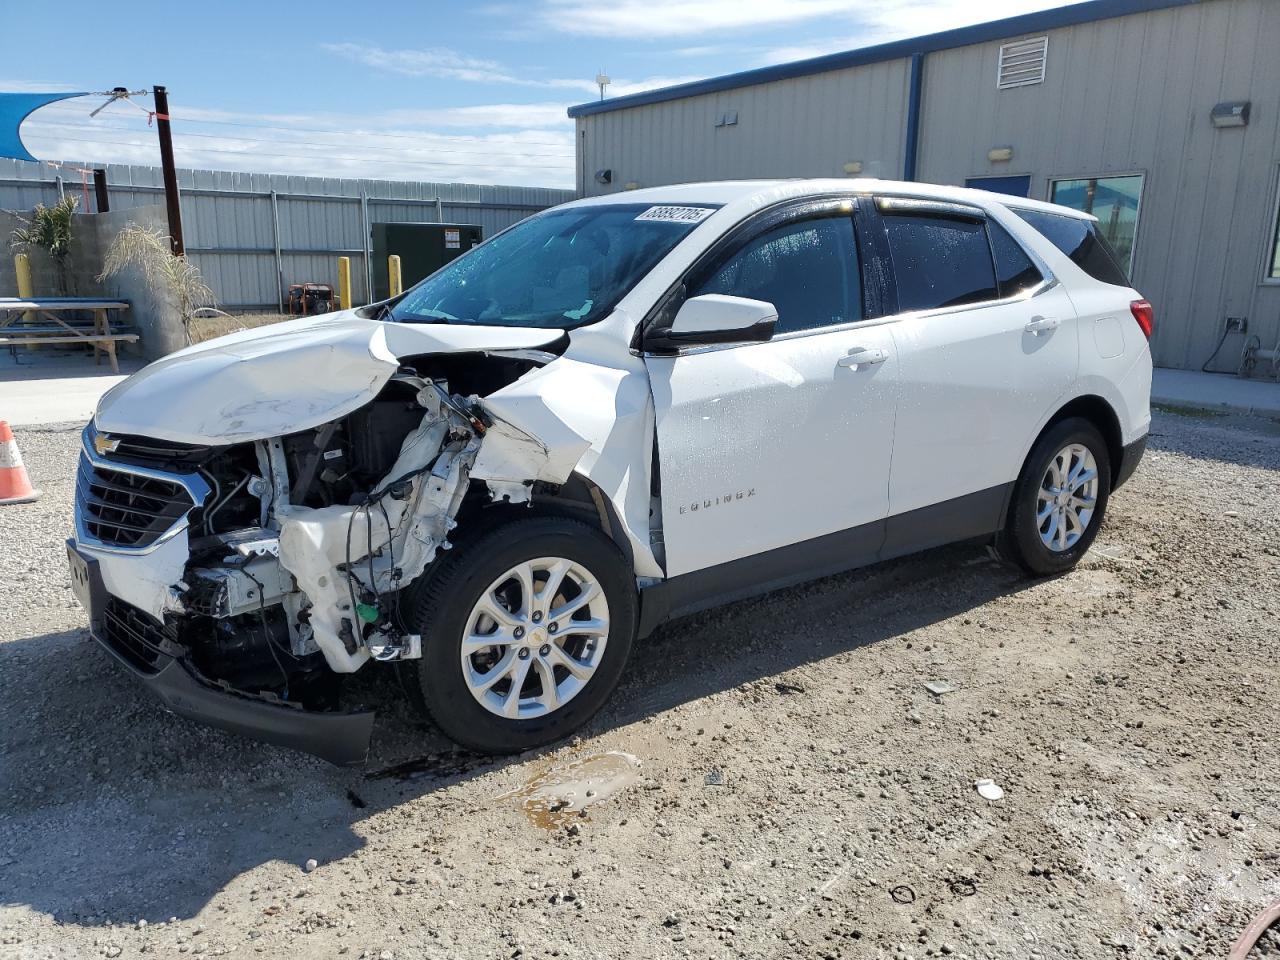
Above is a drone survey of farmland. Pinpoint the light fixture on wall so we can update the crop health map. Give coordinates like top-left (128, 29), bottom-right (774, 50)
top-left (988, 146), bottom-right (1014, 163)
top-left (594, 168), bottom-right (612, 185)
top-left (843, 161), bottom-right (863, 175)
top-left (1210, 101), bottom-right (1250, 128)
top-left (623, 181), bottom-right (641, 190)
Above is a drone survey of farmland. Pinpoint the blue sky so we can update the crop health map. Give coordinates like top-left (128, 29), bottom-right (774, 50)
top-left (8, 0), bottom-right (1069, 189)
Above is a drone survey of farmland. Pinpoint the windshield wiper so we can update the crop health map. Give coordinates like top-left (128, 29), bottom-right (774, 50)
top-left (397, 308), bottom-right (460, 324)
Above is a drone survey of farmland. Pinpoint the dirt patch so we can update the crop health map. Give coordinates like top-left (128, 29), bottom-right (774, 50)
top-left (1, 410), bottom-right (1278, 958)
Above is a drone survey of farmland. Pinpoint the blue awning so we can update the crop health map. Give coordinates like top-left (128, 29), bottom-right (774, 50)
top-left (0, 92), bottom-right (90, 163)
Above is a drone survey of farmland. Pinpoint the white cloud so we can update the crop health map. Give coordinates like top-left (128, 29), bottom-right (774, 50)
top-left (18, 99), bottom-right (577, 188)
top-left (756, 0), bottom-right (1078, 64)
top-left (536, 0), bottom-right (856, 37)
top-left (322, 42), bottom-right (698, 98)
top-left (322, 43), bottom-right (518, 84)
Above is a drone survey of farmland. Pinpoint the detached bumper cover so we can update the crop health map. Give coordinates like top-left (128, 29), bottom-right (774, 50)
top-left (68, 540), bottom-right (375, 767)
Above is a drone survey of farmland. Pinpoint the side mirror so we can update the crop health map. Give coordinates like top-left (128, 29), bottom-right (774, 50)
top-left (646, 294), bottom-right (777, 352)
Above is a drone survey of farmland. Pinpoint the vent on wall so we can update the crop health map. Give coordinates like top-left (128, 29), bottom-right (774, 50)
top-left (997, 36), bottom-right (1048, 89)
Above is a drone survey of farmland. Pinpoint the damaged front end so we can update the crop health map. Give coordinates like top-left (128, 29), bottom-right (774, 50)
top-left (70, 340), bottom-right (580, 766)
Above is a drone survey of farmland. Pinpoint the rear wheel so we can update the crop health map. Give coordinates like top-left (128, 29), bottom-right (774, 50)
top-left (404, 516), bottom-right (636, 754)
top-left (1001, 417), bottom-right (1111, 576)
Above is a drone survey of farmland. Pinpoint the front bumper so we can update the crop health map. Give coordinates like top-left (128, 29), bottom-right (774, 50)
top-left (68, 539), bottom-right (375, 767)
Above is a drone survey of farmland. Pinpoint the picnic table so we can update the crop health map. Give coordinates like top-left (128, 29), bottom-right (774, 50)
top-left (0, 297), bottom-right (137, 373)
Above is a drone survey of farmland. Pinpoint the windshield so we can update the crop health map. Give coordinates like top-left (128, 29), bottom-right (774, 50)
top-left (388, 203), bottom-right (717, 329)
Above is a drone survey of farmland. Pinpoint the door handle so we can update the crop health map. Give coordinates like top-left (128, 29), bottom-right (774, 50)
top-left (836, 346), bottom-right (889, 369)
top-left (1024, 315), bottom-right (1061, 335)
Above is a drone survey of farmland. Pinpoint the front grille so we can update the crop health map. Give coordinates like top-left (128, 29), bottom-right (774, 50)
top-left (102, 596), bottom-right (177, 674)
top-left (76, 455), bottom-right (195, 548)
top-left (108, 433), bottom-right (219, 468)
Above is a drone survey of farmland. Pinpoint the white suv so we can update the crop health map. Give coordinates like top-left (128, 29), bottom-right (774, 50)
top-left (68, 179), bottom-right (1152, 764)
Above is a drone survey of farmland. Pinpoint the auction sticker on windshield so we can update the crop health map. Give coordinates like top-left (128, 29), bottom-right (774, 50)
top-left (634, 206), bottom-right (715, 224)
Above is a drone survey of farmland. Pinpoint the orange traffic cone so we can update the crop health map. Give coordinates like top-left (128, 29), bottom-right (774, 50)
top-left (0, 420), bottom-right (41, 505)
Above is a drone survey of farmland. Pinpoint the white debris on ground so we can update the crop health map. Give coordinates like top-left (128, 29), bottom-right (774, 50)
top-left (1, 409), bottom-right (1278, 959)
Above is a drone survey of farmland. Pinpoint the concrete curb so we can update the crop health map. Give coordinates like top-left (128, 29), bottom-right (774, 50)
top-left (1151, 370), bottom-right (1280, 422)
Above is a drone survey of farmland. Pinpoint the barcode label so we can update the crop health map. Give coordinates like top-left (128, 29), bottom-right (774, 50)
top-left (634, 206), bottom-right (715, 224)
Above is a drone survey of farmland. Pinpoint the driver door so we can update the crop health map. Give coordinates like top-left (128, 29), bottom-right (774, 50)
top-left (645, 202), bottom-right (899, 578)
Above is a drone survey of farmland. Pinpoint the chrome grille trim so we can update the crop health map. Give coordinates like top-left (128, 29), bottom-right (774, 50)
top-left (74, 425), bottom-right (212, 555)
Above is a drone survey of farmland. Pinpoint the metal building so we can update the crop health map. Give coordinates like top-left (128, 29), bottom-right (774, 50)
top-left (568, 0), bottom-right (1280, 373)
top-left (0, 158), bottom-right (573, 310)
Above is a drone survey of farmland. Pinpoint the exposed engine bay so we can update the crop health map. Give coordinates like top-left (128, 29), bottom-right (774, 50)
top-left (86, 350), bottom-right (575, 714)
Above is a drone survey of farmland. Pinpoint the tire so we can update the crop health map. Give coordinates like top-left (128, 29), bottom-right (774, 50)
top-left (1000, 417), bottom-right (1112, 576)
top-left (402, 516), bottom-right (637, 754)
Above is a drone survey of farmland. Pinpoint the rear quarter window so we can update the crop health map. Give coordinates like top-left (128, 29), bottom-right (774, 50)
top-left (1012, 208), bottom-right (1130, 286)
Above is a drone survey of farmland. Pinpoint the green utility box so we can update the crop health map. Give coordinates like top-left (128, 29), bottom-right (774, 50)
top-left (370, 222), bottom-right (483, 302)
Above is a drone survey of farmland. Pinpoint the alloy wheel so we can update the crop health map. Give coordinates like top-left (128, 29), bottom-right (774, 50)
top-left (1037, 443), bottom-right (1099, 552)
top-left (460, 556), bottom-right (610, 720)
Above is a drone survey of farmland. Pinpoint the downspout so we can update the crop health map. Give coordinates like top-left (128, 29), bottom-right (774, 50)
top-left (903, 52), bottom-right (924, 181)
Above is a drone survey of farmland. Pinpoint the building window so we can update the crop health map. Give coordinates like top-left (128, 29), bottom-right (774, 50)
top-left (1268, 170), bottom-right (1280, 280)
top-left (1049, 175), bottom-right (1143, 276)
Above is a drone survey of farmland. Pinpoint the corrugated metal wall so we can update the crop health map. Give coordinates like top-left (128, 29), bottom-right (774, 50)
top-left (0, 159), bottom-right (574, 309)
top-left (573, 0), bottom-right (1280, 372)
top-left (917, 0), bottom-right (1280, 371)
top-left (576, 58), bottom-right (909, 193)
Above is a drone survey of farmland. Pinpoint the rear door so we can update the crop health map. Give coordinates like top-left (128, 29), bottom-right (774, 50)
top-left (645, 200), bottom-right (899, 577)
top-left (868, 197), bottom-right (1079, 542)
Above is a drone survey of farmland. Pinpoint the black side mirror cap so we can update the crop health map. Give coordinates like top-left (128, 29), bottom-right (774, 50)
top-left (644, 318), bottom-right (776, 354)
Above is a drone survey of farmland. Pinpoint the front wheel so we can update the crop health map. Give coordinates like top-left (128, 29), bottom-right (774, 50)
top-left (403, 516), bottom-right (637, 754)
top-left (1001, 417), bottom-right (1112, 576)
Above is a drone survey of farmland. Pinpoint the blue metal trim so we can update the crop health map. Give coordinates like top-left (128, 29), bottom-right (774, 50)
top-left (903, 53), bottom-right (924, 181)
top-left (566, 0), bottom-right (1202, 119)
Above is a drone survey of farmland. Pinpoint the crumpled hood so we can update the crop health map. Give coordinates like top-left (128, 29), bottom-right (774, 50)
top-left (94, 312), bottom-right (564, 445)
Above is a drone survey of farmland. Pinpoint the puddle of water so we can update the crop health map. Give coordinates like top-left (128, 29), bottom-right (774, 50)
top-left (498, 751), bottom-right (640, 829)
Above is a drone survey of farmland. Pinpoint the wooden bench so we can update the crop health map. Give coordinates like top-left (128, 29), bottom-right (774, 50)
top-left (0, 298), bottom-right (134, 373)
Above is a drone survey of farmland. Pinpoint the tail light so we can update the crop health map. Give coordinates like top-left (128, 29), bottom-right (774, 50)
top-left (1130, 299), bottom-right (1154, 340)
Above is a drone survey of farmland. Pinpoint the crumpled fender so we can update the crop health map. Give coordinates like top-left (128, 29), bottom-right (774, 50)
top-left (94, 312), bottom-right (564, 445)
top-left (473, 355), bottom-right (660, 576)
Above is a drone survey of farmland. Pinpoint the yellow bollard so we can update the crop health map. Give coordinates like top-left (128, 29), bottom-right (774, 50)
top-left (388, 254), bottom-right (403, 298)
top-left (14, 253), bottom-right (36, 349)
top-left (337, 256), bottom-right (352, 310)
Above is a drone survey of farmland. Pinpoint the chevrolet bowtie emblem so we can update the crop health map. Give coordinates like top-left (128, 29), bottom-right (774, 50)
top-left (93, 432), bottom-right (121, 456)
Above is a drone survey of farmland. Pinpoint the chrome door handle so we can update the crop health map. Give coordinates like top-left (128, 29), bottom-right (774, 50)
top-left (837, 346), bottom-right (889, 368)
top-left (1025, 315), bottom-right (1061, 335)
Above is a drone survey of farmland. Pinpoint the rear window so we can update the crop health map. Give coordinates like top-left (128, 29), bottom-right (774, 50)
top-left (1012, 208), bottom-right (1130, 286)
top-left (884, 213), bottom-right (998, 312)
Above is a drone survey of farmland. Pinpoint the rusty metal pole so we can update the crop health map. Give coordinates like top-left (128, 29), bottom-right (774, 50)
top-left (92, 169), bottom-right (109, 213)
top-left (152, 85), bottom-right (184, 255)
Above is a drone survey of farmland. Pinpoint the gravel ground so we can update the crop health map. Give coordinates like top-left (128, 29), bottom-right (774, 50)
top-left (1, 409), bottom-right (1278, 960)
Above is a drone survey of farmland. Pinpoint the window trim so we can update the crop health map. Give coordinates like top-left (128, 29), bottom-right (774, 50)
top-left (1262, 162), bottom-right (1280, 285)
top-left (1044, 170), bottom-right (1146, 278)
top-left (638, 195), bottom-right (883, 355)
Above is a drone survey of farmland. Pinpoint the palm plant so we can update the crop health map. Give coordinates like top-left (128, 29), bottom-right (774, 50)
top-left (98, 223), bottom-right (215, 346)
top-left (10, 194), bottom-right (79, 294)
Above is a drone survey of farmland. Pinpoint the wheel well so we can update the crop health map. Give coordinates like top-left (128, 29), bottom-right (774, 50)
top-left (1041, 395), bottom-right (1123, 484)
top-left (451, 474), bottom-right (635, 569)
